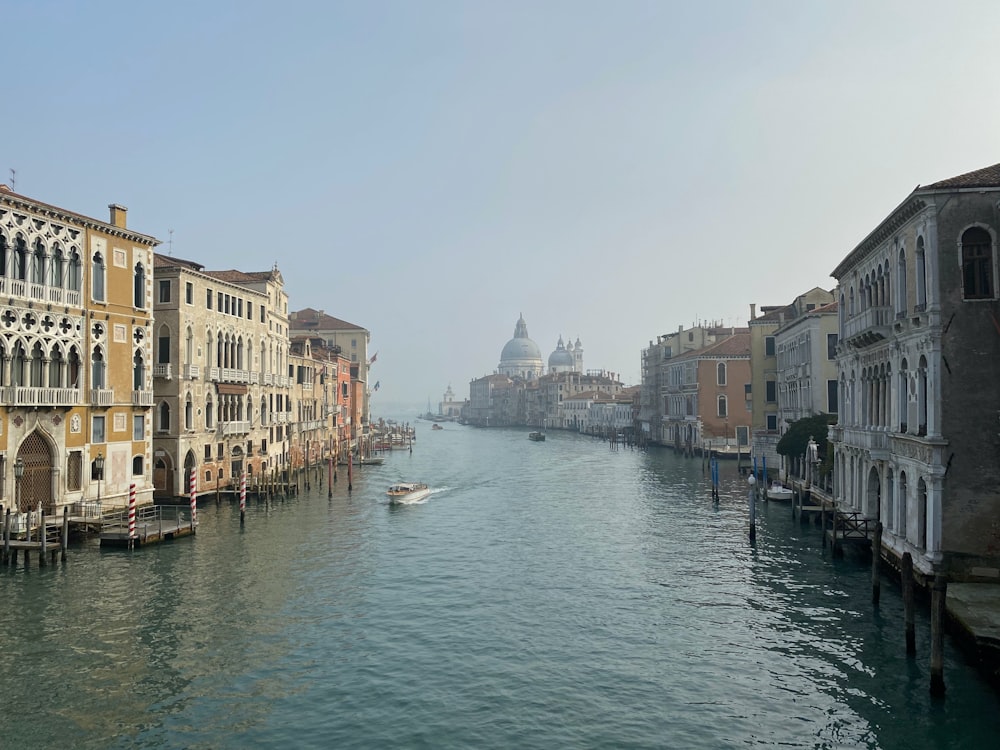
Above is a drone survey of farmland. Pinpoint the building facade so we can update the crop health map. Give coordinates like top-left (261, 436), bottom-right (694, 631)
top-left (1, 189), bottom-right (158, 512)
top-left (831, 162), bottom-right (1000, 584)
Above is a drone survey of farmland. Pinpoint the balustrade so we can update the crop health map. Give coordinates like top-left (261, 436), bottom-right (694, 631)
top-left (153, 363), bottom-right (173, 379)
top-left (1, 385), bottom-right (80, 406)
top-left (91, 388), bottom-right (114, 407)
top-left (132, 390), bottom-right (154, 407)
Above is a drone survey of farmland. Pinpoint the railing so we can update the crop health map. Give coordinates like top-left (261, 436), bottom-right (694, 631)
top-left (0, 278), bottom-right (82, 308)
top-left (249, 371), bottom-right (259, 384)
top-left (91, 388), bottom-right (113, 406)
top-left (836, 426), bottom-right (889, 456)
top-left (1, 385), bottom-right (80, 406)
top-left (183, 364), bottom-right (200, 380)
top-left (843, 305), bottom-right (891, 344)
top-left (221, 420), bottom-right (250, 436)
top-left (220, 368), bottom-right (249, 383)
top-left (263, 373), bottom-right (274, 385)
top-left (275, 412), bottom-right (288, 424)
top-left (153, 364), bottom-right (173, 379)
top-left (132, 390), bottom-right (154, 407)
top-left (209, 367), bottom-right (220, 381)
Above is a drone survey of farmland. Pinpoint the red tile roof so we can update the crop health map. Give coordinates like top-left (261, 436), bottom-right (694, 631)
top-left (923, 162), bottom-right (1000, 190)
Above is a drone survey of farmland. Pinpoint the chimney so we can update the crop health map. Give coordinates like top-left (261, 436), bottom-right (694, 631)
top-left (749, 303), bottom-right (756, 320)
top-left (108, 203), bottom-right (127, 228)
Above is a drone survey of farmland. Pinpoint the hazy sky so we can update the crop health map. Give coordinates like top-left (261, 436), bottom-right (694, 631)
top-left (6, 1), bottom-right (1000, 413)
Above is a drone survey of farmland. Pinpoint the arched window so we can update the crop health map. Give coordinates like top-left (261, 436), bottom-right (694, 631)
top-left (68, 345), bottom-right (81, 388)
top-left (91, 346), bottom-right (106, 389)
top-left (185, 394), bottom-right (194, 430)
top-left (716, 362), bottom-right (727, 386)
top-left (67, 249), bottom-right (82, 292)
top-left (49, 346), bottom-right (64, 388)
top-left (31, 239), bottom-right (46, 286)
top-left (896, 246), bottom-right (907, 315)
top-left (0, 233), bottom-right (7, 278)
top-left (92, 251), bottom-right (106, 302)
top-left (133, 349), bottom-right (145, 391)
top-left (717, 395), bottom-right (728, 417)
top-left (961, 227), bottom-right (993, 299)
top-left (206, 394), bottom-right (214, 429)
top-left (133, 262), bottom-right (146, 308)
top-left (30, 341), bottom-right (44, 387)
top-left (133, 455), bottom-right (144, 476)
top-left (897, 358), bottom-right (908, 433)
top-left (51, 244), bottom-right (65, 288)
top-left (917, 478), bottom-right (928, 550)
top-left (158, 401), bottom-right (171, 432)
top-left (157, 324), bottom-right (171, 365)
top-left (898, 471), bottom-right (908, 541)
top-left (917, 355), bottom-right (928, 436)
top-left (13, 235), bottom-right (27, 280)
top-left (915, 236), bottom-right (927, 310)
top-left (886, 469), bottom-right (895, 533)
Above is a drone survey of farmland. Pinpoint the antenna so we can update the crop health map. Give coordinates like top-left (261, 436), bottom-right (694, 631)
top-left (8, 168), bottom-right (14, 191)
top-left (168, 229), bottom-right (174, 255)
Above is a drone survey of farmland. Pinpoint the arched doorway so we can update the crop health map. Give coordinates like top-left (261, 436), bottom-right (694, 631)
top-left (17, 430), bottom-right (54, 514)
top-left (154, 452), bottom-right (174, 498)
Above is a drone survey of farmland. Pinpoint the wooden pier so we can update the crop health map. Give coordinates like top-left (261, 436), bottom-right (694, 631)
top-left (99, 505), bottom-right (196, 548)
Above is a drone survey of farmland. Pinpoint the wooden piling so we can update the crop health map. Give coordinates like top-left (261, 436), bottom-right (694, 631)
top-left (871, 521), bottom-right (882, 606)
top-left (3, 509), bottom-right (10, 564)
top-left (39, 510), bottom-right (47, 567)
top-left (902, 552), bottom-right (916, 655)
top-left (821, 500), bottom-right (827, 548)
top-left (930, 576), bottom-right (947, 696)
top-left (831, 511), bottom-right (840, 557)
top-left (62, 507), bottom-right (69, 562)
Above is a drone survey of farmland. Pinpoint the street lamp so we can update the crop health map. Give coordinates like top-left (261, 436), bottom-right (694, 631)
top-left (95, 452), bottom-right (105, 505)
top-left (14, 457), bottom-right (24, 513)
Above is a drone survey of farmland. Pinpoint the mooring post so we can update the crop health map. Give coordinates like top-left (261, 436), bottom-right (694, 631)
top-left (39, 509), bottom-right (47, 567)
top-left (871, 521), bottom-right (883, 606)
top-left (831, 511), bottom-right (839, 557)
top-left (902, 552), bottom-right (916, 655)
top-left (3, 509), bottom-right (10, 564)
top-left (930, 576), bottom-right (947, 697)
top-left (747, 473), bottom-right (757, 543)
top-left (821, 501), bottom-right (827, 548)
top-left (328, 456), bottom-right (333, 499)
top-left (61, 506), bottom-right (69, 563)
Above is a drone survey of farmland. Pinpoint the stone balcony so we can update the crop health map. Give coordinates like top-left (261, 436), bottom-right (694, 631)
top-left (1, 386), bottom-right (81, 407)
top-left (843, 306), bottom-right (892, 348)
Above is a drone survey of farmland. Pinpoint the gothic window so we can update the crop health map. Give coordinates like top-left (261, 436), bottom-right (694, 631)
top-left (31, 239), bottom-right (46, 285)
top-left (67, 249), bottom-right (82, 292)
top-left (158, 401), bottom-right (171, 432)
top-left (0, 233), bottom-right (7, 277)
top-left (92, 251), bottom-right (106, 302)
top-left (898, 471), bottom-right (908, 541)
top-left (961, 227), bottom-right (993, 300)
top-left (30, 342), bottom-right (44, 387)
top-left (91, 346), bottom-right (106, 389)
top-left (896, 246), bottom-right (907, 315)
top-left (51, 244), bottom-right (65, 288)
top-left (915, 236), bottom-right (927, 310)
top-left (13, 235), bottom-right (27, 280)
top-left (185, 394), bottom-right (194, 430)
top-left (49, 346), bottom-right (64, 388)
top-left (206, 395), bottom-right (214, 429)
top-left (917, 355), bottom-right (928, 436)
top-left (68, 345), bottom-right (81, 388)
top-left (133, 349), bottom-right (145, 390)
top-left (898, 358), bottom-right (908, 433)
top-left (134, 263), bottom-right (146, 308)
top-left (716, 362), bottom-right (727, 386)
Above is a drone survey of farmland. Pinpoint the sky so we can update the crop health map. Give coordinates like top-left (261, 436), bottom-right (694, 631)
top-left (6, 1), bottom-right (1000, 414)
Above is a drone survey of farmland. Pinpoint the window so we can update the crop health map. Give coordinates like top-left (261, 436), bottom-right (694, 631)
top-left (766, 414), bottom-right (778, 431)
top-left (827, 379), bottom-right (838, 413)
top-left (765, 380), bottom-right (777, 402)
top-left (962, 227), bottom-right (993, 299)
top-left (133, 414), bottom-right (144, 441)
top-left (158, 401), bottom-right (171, 432)
top-left (205, 445), bottom-right (212, 461)
top-left (247, 302), bottom-right (253, 320)
top-left (896, 247), bottom-right (908, 314)
top-left (92, 251), bottom-right (105, 301)
top-left (92, 415), bottom-right (106, 443)
top-left (716, 362), bottom-right (727, 386)
top-left (91, 347), bottom-right (106, 389)
top-left (765, 336), bottom-right (775, 356)
top-left (717, 395), bottom-right (728, 417)
top-left (185, 395), bottom-right (194, 430)
top-left (134, 263), bottom-right (145, 308)
top-left (67, 451), bottom-right (82, 491)
top-left (915, 237), bottom-right (927, 310)
top-left (132, 456), bottom-right (144, 476)
top-left (133, 350), bottom-right (145, 390)
top-left (827, 334), bottom-right (838, 360)
top-left (260, 306), bottom-right (265, 323)
top-left (206, 288), bottom-right (213, 309)
top-left (158, 327), bottom-right (170, 364)
top-left (186, 282), bottom-right (193, 304)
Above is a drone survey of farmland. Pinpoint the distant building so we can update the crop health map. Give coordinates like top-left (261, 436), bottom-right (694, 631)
top-left (547, 335), bottom-right (583, 374)
top-left (438, 384), bottom-right (465, 419)
top-left (498, 313), bottom-right (544, 380)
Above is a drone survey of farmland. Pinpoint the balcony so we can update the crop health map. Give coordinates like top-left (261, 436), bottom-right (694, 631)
top-left (275, 412), bottom-right (289, 424)
top-left (220, 368), bottom-right (249, 383)
top-left (221, 420), bottom-right (250, 436)
top-left (209, 367), bottom-right (220, 381)
top-left (1, 386), bottom-right (81, 407)
top-left (249, 371), bottom-right (259, 384)
top-left (183, 364), bottom-right (200, 380)
top-left (843, 306), bottom-right (892, 348)
top-left (132, 390), bottom-right (154, 407)
top-left (153, 363), bottom-right (173, 380)
top-left (835, 426), bottom-right (890, 460)
top-left (0, 277), bottom-right (82, 308)
top-left (263, 372), bottom-right (274, 385)
top-left (91, 388), bottom-right (114, 407)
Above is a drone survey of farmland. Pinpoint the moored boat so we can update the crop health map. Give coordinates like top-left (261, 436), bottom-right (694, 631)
top-left (387, 482), bottom-right (431, 504)
top-left (766, 482), bottom-right (794, 501)
top-left (528, 431), bottom-right (546, 441)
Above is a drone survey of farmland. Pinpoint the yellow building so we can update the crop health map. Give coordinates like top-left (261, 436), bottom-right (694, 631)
top-left (0, 187), bottom-right (158, 514)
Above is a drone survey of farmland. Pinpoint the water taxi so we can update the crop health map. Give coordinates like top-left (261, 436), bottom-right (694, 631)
top-left (387, 482), bottom-right (431, 504)
top-left (766, 481), bottom-right (794, 501)
top-left (528, 431), bottom-right (546, 441)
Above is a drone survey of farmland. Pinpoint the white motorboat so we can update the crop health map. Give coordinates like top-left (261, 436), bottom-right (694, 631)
top-left (387, 482), bottom-right (431, 504)
top-left (766, 482), bottom-right (794, 501)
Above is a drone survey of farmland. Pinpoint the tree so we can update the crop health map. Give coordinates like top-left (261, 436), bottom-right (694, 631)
top-left (776, 413), bottom-right (836, 460)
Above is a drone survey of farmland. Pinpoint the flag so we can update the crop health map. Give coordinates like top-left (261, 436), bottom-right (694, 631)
top-left (373, 381), bottom-right (380, 391)
top-left (368, 351), bottom-right (378, 365)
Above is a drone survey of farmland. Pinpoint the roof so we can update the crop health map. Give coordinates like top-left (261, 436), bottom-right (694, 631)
top-left (154, 253), bottom-right (204, 271)
top-left (289, 307), bottom-right (367, 331)
top-left (674, 332), bottom-right (751, 361)
top-left (204, 269), bottom-right (276, 283)
top-left (922, 162), bottom-right (1000, 190)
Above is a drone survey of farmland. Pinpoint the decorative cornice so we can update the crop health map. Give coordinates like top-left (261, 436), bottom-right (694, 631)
top-left (0, 193), bottom-right (159, 247)
top-left (832, 196), bottom-right (927, 279)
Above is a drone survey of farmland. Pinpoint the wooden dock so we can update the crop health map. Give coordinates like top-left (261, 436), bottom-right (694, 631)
top-left (99, 505), bottom-right (195, 548)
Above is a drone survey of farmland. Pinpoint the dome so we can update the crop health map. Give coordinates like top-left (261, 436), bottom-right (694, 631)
top-left (500, 314), bottom-right (542, 362)
top-left (548, 335), bottom-right (575, 368)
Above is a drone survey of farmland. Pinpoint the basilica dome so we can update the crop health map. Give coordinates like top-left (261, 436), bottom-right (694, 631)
top-left (498, 314), bottom-right (544, 380)
top-left (548, 335), bottom-right (575, 370)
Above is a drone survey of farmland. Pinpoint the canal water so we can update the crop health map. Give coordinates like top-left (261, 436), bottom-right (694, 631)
top-left (1, 424), bottom-right (998, 749)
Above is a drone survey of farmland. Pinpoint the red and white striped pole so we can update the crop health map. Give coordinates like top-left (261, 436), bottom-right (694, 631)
top-left (240, 471), bottom-right (247, 524)
top-left (128, 482), bottom-right (136, 549)
top-left (189, 468), bottom-right (197, 529)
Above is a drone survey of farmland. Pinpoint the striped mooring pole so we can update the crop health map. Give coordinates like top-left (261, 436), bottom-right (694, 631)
top-left (128, 482), bottom-right (137, 549)
top-left (189, 469), bottom-right (197, 530)
top-left (240, 471), bottom-right (247, 525)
